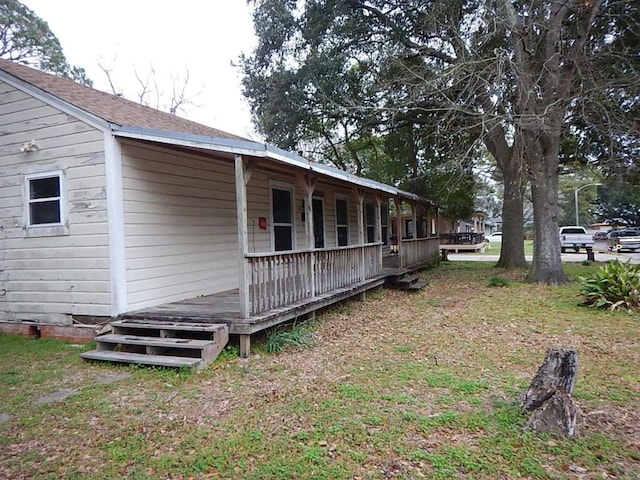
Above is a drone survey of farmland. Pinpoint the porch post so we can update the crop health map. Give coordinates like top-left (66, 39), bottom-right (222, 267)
top-left (299, 174), bottom-right (317, 298)
top-left (375, 194), bottom-right (383, 272)
top-left (411, 202), bottom-right (417, 239)
top-left (235, 155), bottom-right (251, 319)
top-left (355, 188), bottom-right (366, 281)
top-left (395, 196), bottom-right (403, 268)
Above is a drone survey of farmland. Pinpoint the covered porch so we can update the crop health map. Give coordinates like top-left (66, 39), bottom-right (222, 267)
top-left (120, 237), bottom-right (440, 357)
top-left (108, 134), bottom-right (441, 358)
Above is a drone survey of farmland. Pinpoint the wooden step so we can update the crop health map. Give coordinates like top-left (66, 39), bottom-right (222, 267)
top-left (81, 350), bottom-right (202, 368)
top-left (404, 279), bottom-right (429, 291)
top-left (95, 334), bottom-right (214, 349)
top-left (395, 274), bottom-right (419, 286)
top-left (81, 321), bottom-right (229, 370)
top-left (111, 320), bottom-right (224, 331)
top-left (111, 320), bottom-right (228, 343)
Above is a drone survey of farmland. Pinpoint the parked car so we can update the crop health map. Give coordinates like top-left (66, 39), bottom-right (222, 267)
top-left (485, 232), bottom-right (502, 243)
top-left (559, 226), bottom-right (595, 253)
top-left (592, 231), bottom-right (609, 240)
top-left (607, 229), bottom-right (640, 252)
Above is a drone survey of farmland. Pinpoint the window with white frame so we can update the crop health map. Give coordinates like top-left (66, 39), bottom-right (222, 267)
top-left (25, 172), bottom-right (63, 226)
top-left (335, 197), bottom-right (349, 246)
top-left (271, 185), bottom-right (294, 251)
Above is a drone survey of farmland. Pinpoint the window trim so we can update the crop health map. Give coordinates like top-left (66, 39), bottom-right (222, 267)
top-left (24, 170), bottom-right (65, 228)
top-left (335, 194), bottom-right (350, 247)
top-left (269, 181), bottom-right (296, 251)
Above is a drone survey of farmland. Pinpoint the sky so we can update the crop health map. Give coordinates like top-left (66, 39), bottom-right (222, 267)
top-left (21, 0), bottom-right (259, 139)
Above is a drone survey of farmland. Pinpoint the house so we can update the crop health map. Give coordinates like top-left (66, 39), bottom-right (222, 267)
top-left (0, 59), bottom-right (439, 360)
top-left (438, 211), bottom-right (486, 253)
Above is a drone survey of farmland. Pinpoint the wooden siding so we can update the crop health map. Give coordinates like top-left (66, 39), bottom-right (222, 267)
top-left (0, 80), bottom-right (110, 323)
top-left (245, 171), bottom-right (371, 253)
top-left (120, 141), bottom-right (240, 310)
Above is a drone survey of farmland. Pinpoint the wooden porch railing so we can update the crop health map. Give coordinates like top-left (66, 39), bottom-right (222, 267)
top-left (439, 232), bottom-right (484, 245)
top-left (400, 237), bottom-right (441, 267)
top-left (246, 244), bottom-right (382, 315)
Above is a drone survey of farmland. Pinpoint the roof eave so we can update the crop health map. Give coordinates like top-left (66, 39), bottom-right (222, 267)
top-left (112, 125), bottom-right (437, 206)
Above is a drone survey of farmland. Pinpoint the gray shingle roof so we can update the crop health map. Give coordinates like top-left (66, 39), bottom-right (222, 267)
top-left (0, 58), bottom-right (243, 140)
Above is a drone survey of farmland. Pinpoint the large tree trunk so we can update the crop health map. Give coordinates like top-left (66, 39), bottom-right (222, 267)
top-left (484, 126), bottom-right (527, 270)
top-left (525, 132), bottom-right (569, 284)
top-left (496, 158), bottom-right (528, 269)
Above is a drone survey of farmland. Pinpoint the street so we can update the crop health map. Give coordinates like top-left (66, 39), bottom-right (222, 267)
top-left (448, 240), bottom-right (640, 264)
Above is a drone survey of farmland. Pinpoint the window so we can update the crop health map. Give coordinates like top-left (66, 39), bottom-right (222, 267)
top-left (335, 197), bottom-right (349, 246)
top-left (365, 202), bottom-right (375, 243)
top-left (271, 186), bottom-right (293, 251)
top-left (25, 172), bottom-right (63, 226)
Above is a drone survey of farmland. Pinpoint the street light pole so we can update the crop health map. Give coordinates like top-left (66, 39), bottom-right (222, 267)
top-left (574, 183), bottom-right (602, 226)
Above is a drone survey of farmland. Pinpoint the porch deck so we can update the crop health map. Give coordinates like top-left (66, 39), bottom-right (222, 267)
top-left (119, 237), bottom-right (440, 356)
top-left (121, 276), bottom-right (387, 337)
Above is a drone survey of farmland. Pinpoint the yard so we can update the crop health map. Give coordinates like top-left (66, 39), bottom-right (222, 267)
top-left (1, 262), bottom-right (638, 479)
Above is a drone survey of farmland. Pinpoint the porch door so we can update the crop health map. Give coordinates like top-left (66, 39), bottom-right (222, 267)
top-left (313, 197), bottom-right (325, 248)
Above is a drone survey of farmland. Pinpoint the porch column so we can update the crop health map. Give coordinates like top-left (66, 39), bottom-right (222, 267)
top-left (411, 202), bottom-right (417, 239)
top-left (299, 174), bottom-right (317, 298)
top-left (235, 155), bottom-right (251, 319)
top-left (395, 196), bottom-right (403, 268)
top-left (375, 194), bottom-right (383, 271)
top-left (355, 188), bottom-right (366, 281)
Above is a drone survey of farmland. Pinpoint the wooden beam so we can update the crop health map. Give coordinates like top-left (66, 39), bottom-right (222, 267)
top-left (299, 174), bottom-right (317, 298)
top-left (411, 202), bottom-right (417, 239)
top-left (354, 188), bottom-right (366, 281)
top-left (235, 155), bottom-right (250, 318)
top-left (239, 334), bottom-right (251, 358)
top-left (375, 194), bottom-right (383, 269)
top-left (395, 196), bottom-right (403, 267)
top-left (244, 159), bottom-right (257, 185)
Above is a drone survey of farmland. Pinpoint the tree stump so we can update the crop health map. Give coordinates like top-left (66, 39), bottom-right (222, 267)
top-left (521, 347), bottom-right (578, 437)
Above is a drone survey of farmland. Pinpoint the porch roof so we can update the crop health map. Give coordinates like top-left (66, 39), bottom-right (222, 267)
top-left (112, 125), bottom-right (436, 206)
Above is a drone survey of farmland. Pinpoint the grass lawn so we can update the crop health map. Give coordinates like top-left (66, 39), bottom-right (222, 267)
top-left (483, 240), bottom-right (535, 255)
top-left (1, 262), bottom-right (638, 479)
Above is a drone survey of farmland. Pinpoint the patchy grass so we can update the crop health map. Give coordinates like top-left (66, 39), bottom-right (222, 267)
top-left (487, 275), bottom-right (512, 287)
top-left (1, 261), bottom-right (638, 479)
top-left (483, 240), bottom-right (535, 255)
top-left (265, 320), bottom-right (315, 354)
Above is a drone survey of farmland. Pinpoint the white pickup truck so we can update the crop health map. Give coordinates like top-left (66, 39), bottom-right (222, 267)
top-left (607, 228), bottom-right (640, 252)
top-left (559, 226), bottom-right (595, 253)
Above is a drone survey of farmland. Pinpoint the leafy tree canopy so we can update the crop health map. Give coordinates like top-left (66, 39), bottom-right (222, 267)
top-left (595, 181), bottom-right (640, 227)
top-left (242, 0), bottom-right (639, 282)
top-left (0, 0), bottom-right (91, 85)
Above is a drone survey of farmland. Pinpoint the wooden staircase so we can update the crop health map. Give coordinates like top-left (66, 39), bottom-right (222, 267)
top-left (81, 320), bottom-right (228, 371)
top-left (390, 273), bottom-right (429, 291)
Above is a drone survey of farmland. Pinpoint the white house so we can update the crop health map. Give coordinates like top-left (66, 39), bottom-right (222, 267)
top-left (0, 59), bottom-right (439, 357)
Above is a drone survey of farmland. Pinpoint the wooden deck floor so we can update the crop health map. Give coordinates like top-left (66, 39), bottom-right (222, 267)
top-left (122, 277), bottom-right (388, 336)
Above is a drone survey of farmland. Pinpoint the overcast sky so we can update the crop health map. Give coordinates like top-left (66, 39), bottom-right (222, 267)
top-left (22, 0), bottom-right (259, 139)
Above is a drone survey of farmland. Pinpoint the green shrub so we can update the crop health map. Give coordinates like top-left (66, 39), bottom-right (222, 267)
top-left (266, 321), bottom-right (315, 354)
top-left (579, 261), bottom-right (640, 312)
top-left (487, 276), bottom-right (511, 287)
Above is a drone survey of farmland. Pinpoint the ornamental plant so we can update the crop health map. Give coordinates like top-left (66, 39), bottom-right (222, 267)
top-left (579, 261), bottom-right (640, 312)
